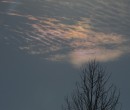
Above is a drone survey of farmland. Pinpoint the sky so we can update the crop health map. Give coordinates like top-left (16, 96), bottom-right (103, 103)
top-left (0, 0), bottom-right (130, 110)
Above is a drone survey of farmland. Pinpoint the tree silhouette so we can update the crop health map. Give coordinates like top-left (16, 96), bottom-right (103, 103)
top-left (63, 60), bottom-right (120, 110)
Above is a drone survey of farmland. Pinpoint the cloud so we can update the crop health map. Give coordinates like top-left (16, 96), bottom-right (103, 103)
top-left (69, 48), bottom-right (124, 66)
top-left (1, 0), bottom-right (17, 3)
top-left (4, 11), bottom-right (130, 66)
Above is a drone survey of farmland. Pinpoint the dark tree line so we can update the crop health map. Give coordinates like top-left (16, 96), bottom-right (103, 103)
top-left (63, 60), bottom-right (120, 110)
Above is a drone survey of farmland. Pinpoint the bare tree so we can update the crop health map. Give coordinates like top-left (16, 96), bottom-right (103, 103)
top-left (63, 60), bottom-right (120, 110)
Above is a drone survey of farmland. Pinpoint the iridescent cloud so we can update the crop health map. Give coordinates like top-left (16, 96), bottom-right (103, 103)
top-left (5, 12), bottom-right (130, 66)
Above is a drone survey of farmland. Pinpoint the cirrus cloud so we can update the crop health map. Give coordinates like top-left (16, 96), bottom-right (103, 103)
top-left (3, 12), bottom-right (130, 66)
